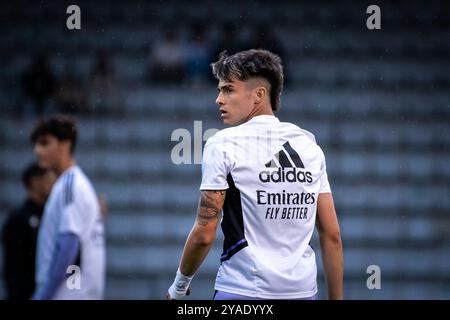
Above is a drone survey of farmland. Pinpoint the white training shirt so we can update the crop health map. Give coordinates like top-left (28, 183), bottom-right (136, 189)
top-left (200, 115), bottom-right (331, 299)
top-left (35, 165), bottom-right (105, 300)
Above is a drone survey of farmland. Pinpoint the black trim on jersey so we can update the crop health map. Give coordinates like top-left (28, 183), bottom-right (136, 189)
top-left (65, 242), bottom-right (81, 280)
top-left (220, 173), bottom-right (248, 263)
top-left (282, 141), bottom-right (305, 168)
top-left (276, 150), bottom-right (293, 168)
top-left (74, 245), bottom-right (81, 269)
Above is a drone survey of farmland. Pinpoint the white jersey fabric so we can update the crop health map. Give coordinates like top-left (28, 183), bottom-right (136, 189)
top-left (36, 165), bottom-right (105, 300)
top-left (200, 115), bottom-right (331, 299)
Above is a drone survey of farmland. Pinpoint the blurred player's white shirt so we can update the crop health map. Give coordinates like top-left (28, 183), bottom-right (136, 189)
top-left (200, 115), bottom-right (331, 299)
top-left (36, 165), bottom-right (105, 300)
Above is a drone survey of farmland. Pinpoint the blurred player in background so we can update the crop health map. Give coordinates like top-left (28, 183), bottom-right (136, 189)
top-left (2, 163), bottom-right (55, 299)
top-left (30, 115), bottom-right (105, 300)
top-left (167, 49), bottom-right (343, 300)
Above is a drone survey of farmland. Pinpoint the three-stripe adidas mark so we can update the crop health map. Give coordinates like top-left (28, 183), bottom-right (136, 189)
top-left (265, 141), bottom-right (305, 169)
top-left (260, 141), bottom-right (313, 183)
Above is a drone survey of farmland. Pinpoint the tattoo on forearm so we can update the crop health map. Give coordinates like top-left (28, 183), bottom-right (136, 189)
top-left (197, 190), bottom-right (225, 226)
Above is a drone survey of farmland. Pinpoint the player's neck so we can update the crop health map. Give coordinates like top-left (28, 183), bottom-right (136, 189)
top-left (55, 157), bottom-right (76, 177)
top-left (28, 192), bottom-right (45, 208)
top-left (246, 104), bottom-right (274, 122)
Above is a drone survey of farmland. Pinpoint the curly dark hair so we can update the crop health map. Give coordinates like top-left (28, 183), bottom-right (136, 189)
top-left (211, 49), bottom-right (284, 112)
top-left (30, 115), bottom-right (78, 154)
top-left (22, 162), bottom-right (49, 189)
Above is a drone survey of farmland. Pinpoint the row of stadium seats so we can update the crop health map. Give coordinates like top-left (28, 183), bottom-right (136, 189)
top-left (2, 0), bottom-right (447, 27)
top-left (3, 142), bottom-right (447, 194)
top-left (1, 174), bottom-right (448, 214)
top-left (1, 120), bottom-right (447, 151)
top-left (2, 51), bottom-right (449, 88)
top-left (3, 24), bottom-right (449, 53)
top-left (0, 0), bottom-right (448, 300)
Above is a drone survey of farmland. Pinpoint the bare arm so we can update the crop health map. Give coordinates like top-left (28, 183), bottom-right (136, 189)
top-left (315, 192), bottom-right (344, 300)
top-left (166, 190), bottom-right (226, 299)
top-left (179, 190), bottom-right (226, 276)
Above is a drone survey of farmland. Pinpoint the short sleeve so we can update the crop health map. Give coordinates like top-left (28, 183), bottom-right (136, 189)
top-left (200, 139), bottom-right (230, 190)
top-left (319, 152), bottom-right (332, 193)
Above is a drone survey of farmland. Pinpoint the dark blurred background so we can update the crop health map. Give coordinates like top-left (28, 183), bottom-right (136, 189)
top-left (0, 0), bottom-right (449, 299)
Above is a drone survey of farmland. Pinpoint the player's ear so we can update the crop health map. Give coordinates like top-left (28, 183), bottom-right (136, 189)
top-left (253, 87), bottom-right (266, 104)
top-left (60, 140), bottom-right (72, 155)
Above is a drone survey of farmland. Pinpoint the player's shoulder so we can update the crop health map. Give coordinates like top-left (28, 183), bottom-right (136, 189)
top-left (211, 125), bottom-right (243, 139)
top-left (2, 207), bottom-right (23, 232)
top-left (280, 120), bottom-right (318, 144)
top-left (280, 120), bottom-right (327, 160)
top-left (72, 166), bottom-right (96, 194)
top-left (52, 168), bottom-right (74, 192)
top-left (57, 166), bottom-right (95, 201)
top-left (204, 126), bottom-right (241, 148)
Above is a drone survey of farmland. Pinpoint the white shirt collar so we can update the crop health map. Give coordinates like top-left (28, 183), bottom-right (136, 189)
top-left (246, 115), bottom-right (279, 124)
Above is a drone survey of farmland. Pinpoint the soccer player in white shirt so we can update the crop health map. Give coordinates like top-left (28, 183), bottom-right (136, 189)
top-left (31, 116), bottom-right (105, 300)
top-left (167, 49), bottom-right (343, 300)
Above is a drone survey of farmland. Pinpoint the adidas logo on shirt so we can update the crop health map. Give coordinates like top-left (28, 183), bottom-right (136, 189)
top-left (259, 141), bottom-right (313, 184)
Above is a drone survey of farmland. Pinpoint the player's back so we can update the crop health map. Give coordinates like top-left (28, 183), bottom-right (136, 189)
top-left (36, 165), bottom-right (105, 299)
top-left (202, 115), bottom-right (330, 299)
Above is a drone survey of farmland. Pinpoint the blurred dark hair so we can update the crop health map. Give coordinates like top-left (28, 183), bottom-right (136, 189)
top-left (211, 49), bottom-right (284, 112)
top-left (30, 115), bottom-right (78, 154)
top-left (22, 163), bottom-right (48, 189)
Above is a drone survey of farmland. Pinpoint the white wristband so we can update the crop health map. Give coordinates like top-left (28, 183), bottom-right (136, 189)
top-left (168, 268), bottom-right (193, 299)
